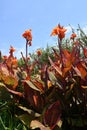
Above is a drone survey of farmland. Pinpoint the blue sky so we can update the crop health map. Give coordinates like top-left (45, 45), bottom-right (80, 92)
top-left (0, 0), bottom-right (87, 58)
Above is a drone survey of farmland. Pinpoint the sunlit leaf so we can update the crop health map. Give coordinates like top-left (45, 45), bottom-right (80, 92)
top-left (62, 49), bottom-right (71, 59)
top-left (47, 80), bottom-right (52, 88)
top-left (73, 66), bottom-right (82, 77)
top-left (31, 79), bottom-right (45, 93)
top-left (81, 85), bottom-right (87, 89)
top-left (4, 75), bottom-right (18, 89)
top-left (48, 71), bottom-right (62, 89)
top-left (0, 82), bottom-right (23, 97)
top-left (4, 85), bottom-right (23, 97)
top-left (24, 80), bottom-right (41, 92)
top-left (77, 63), bottom-right (87, 79)
top-left (57, 119), bottom-right (62, 128)
top-left (0, 64), bottom-right (9, 76)
top-left (62, 65), bottom-right (72, 77)
top-left (0, 82), bottom-right (6, 87)
top-left (48, 56), bottom-right (62, 76)
top-left (48, 71), bottom-right (57, 85)
top-left (30, 120), bottom-right (50, 130)
top-left (18, 105), bottom-right (41, 117)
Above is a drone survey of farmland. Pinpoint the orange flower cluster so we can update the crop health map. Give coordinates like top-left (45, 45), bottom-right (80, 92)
top-left (9, 46), bottom-right (16, 53)
top-left (50, 24), bottom-right (67, 40)
top-left (70, 33), bottom-right (77, 40)
top-left (22, 29), bottom-right (32, 41)
top-left (3, 46), bottom-right (18, 69)
top-left (11, 57), bottom-right (18, 65)
top-left (36, 49), bottom-right (42, 56)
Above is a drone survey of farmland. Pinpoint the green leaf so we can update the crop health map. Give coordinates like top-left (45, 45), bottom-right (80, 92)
top-left (18, 114), bottom-right (33, 128)
top-left (48, 72), bottom-right (57, 85)
top-left (0, 82), bottom-right (6, 87)
top-left (0, 83), bottom-right (11, 101)
top-left (4, 75), bottom-right (18, 89)
top-left (48, 71), bottom-right (63, 89)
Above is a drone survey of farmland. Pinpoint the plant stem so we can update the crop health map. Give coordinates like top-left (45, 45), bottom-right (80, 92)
top-left (58, 37), bottom-right (64, 69)
top-left (26, 40), bottom-right (28, 59)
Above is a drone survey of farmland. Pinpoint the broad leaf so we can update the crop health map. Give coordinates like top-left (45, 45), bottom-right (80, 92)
top-left (44, 101), bottom-right (61, 129)
top-left (75, 62), bottom-right (87, 79)
top-left (31, 79), bottom-right (45, 93)
top-left (18, 114), bottom-right (34, 128)
top-left (81, 85), bottom-right (87, 89)
top-left (0, 82), bottom-right (6, 87)
top-left (24, 84), bottom-right (45, 111)
top-left (4, 85), bottom-right (23, 97)
top-left (24, 80), bottom-right (41, 92)
top-left (48, 56), bottom-right (62, 76)
top-left (48, 71), bottom-right (57, 85)
top-left (18, 105), bottom-right (41, 117)
top-left (4, 75), bottom-right (18, 89)
top-left (83, 48), bottom-right (87, 58)
top-left (30, 120), bottom-right (50, 130)
top-left (62, 65), bottom-right (72, 77)
top-left (48, 71), bottom-right (63, 89)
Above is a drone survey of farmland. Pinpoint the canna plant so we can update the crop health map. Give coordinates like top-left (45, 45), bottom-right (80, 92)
top-left (0, 24), bottom-right (87, 130)
top-left (17, 24), bottom-right (87, 129)
top-left (47, 24), bottom-right (87, 129)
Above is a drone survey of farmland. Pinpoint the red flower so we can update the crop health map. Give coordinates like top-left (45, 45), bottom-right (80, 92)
top-left (9, 46), bottom-right (16, 53)
top-left (36, 49), bottom-right (42, 56)
top-left (70, 33), bottom-right (77, 40)
top-left (22, 29), bottom-right (32, 41)
top-left (50, 24), bottom-right (67, 40)
top-left (12, 57), bottom-right (18, 65)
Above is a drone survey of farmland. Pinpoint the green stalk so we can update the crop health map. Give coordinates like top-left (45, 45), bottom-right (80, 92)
top-left (0, 116), bottom-right (8, 130)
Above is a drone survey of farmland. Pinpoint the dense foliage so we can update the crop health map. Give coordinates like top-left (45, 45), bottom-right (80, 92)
top-left (0, 24), bottom-right (87, 130)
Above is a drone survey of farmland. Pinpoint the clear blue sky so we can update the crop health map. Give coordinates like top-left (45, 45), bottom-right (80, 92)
top-left (0, 0), bottom-right (87, 58)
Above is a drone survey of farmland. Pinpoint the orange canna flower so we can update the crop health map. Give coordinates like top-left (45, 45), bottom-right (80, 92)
top-left (50, 24), bottom-right (67, 40)
top-left (22, 29), bottom-right (32, 41)
top-left (36, 49), bottom-right (42, 56)
top-left (9, 46), bottom-right (16, 53)
top-left (12, 57), bottom-right (18, 65)
top-left (70, 33), bottom-right (77, 40)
